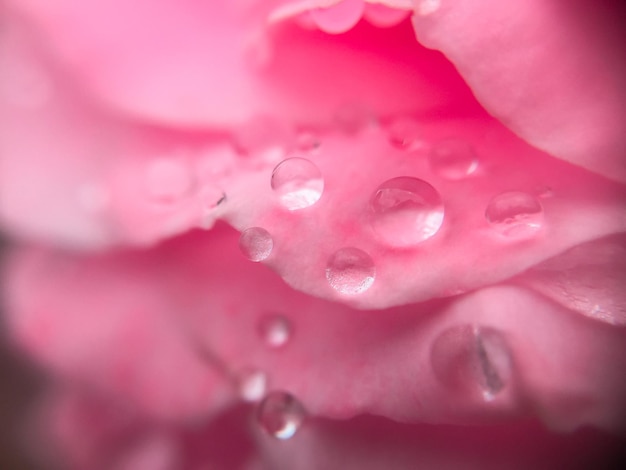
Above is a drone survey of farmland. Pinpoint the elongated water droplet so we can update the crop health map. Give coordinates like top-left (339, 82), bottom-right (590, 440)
top-left (256, 391), bottom-right (306, 440)
top-left (326, 247), bottom-right (375, 295)
top-left (485, 191), bottom-right (543, 237)
top-left (431, 325), bottom-right (511, 401)
top-left (310, 0), bottom-right (365, 34)
top-left (428, 139), bottom-right (478, 179)
top-left (239, 227), bottom-right (273, 262)
top-left (237, 368), bottom-right (268, 403)
top-left (386, 117), bottom-right (423, 151)
top-left (145, 158), bottom-right (194, 205)
top-left (369, 177), bottom-right (444, 247)
top-left (258, 315), bottom-right (291, 348)
top-left (271, 157), bottom-right (324, 210)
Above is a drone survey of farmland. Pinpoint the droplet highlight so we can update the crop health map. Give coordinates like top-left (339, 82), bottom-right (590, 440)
top-left (326, 247), bottom-right (375, 295)
top-left (310, 0), bottom-right (365, 34)
top-left (386, 117), bottom-right (423, 151)
top-left (239, 227), bottom-right (273, 262)
top-left (271, 157), bottom-right (324, 210)
top-left (485, 191), bottom-right (544, 237)
top-left (145, 158), bottom-right (194, 205)
top-left (428, 139), bottom-right (478, 180)
top-left (258, 315), bottom-right (291, 349)
top-left (369, 177), bottom-right (444, 247)
top-left (256, 391), bottom-right (306, 440)
top-left (431, 325), bottom-right (511, 401)
top-left (237, 368), bottom-right (268, 403)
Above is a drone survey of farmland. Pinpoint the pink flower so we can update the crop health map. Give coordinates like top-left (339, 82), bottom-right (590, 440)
top-left (1, 0), bottom-right (625, 468)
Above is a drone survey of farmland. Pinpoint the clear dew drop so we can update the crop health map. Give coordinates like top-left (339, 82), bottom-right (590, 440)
top-left (326, 247), bottom-right (375, 295)
top-left (271, 157), bottom-right (324, 210)
top-left (256, 391), bottom-right (306, 440)
top-left (369, 177), bottom-right (444, 247)
top-left (430, 325), bottom-right (512, 401)
top-left (386, 117), bottom-right (423, 151)
top-left (239, 227), bottom-right (273, 262)
top-left (145, 158), bottom-right (194, 205)
top-left (237, 368), bottom-right (268, 403)
top-left (428, 138), bottom-right (478, 180)
top-left (258, 315), bottom-right (291, 349)
top-left (310, 0), bottom-right (365, 34)
top-left (485, 191), bottom-right (544, 238)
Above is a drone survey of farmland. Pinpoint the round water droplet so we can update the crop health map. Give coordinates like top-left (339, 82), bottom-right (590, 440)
top-left (326, 247), bottom-right (375, 295)
top-left (271, 157), bottom-right (324, 210)
top-left (145, 158), bottom-right (194, 204)
top-left (237, 368), bottom-right (268, 403)
top-left (428, 139), bottom-right (478, 180)
top-left (386, 117), bottom-right (423, 151)
top-left (239, 227), bottom-right (273, 262)
top-left (256, 391), bottom-right (306, 440)
top-left (258, 315), bottom-right (291, 348)
top-left (430, 325), bottom-right (511, 401)
top-left (310, 0), bottom-right (365, 34)
top-left (485, 191), bottom-right (543, 237)
top-left (369, 177), bottom-right (444, 247)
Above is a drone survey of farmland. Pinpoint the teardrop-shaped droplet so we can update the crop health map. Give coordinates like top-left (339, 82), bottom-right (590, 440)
top-left (485, 191), bottom-right (543, 237)
top-left (386, 117), bottom-right (423, 151)
top-left (239, 227), bottom-right (273, 262)
top-left (237, 368), bottom-right (268, 403)
top-left (310, 0), bottom-right (365, 34)
top-left (326, 247), bottom-right (375, 295)
top-left (428, 139), bottom-right (478, 180)
top-left (271, 157), bottom-right (324, 210)
top-left (256, 391), bottom-right (306, 440)
top-left (145, 158), bottom-right (194, 205)
top-left (430, 325), bottom-right (511, 401)
top-left (258, 315), bottom-right (292, 349)
top-left (369, 177), bottom-right (444, 247)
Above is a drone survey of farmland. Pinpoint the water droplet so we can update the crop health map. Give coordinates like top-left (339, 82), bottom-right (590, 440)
top-left (239, 227), bottom-right (273, 262)
top-left (258, 315), bottom-right (291, 348)
top-left (145, 158), bottom-right (194, 205)
top-left (430, 325), bottom-right (511, 401)
top-left (310, 0), bottom-right (365, 34)
top-left (271, 157), bottom-right (324, 210)
top-left (256, 391), bottom-right (306, 440)
top-left (326, 247), bottom-right (375, 295)
top-left (386, 117), bottom-right (423, 151)
top-left (237, 368), bottom-right (268, 403)
top-left (428, 139), bottom-right (478, 179)
top-left (369, 177), bottom-right (444, 247)
top-left (485, 191), bottom-right (543, 237)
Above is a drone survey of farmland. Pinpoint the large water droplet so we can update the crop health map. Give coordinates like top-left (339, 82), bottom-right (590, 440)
top-left (237, 368), bottom-right (268, 403)
top-left (326, 247), bottom-right (375, 295)
top-left (145, 158), bottom-right (194, 205)
top-left (271, 157), bottom-right (324, 210)
top-left (239, 227), bottom-right (273, 262)
top-left (428, 139), bottom-right (478, 180)
top-left (369, 177), bottom-right (444, 247)
top-left (386, 117), bottom-right (423, 151)
top-left (485, 191), bottom-right (544, 237)
top-left (258, 315), bottom-right (291, 349)
top-left (256, 391), bottom-right (306, 440)
top-left (430, 325), bottom-right (511, 401)
top-left (310, 0), bottom-right (365, 34)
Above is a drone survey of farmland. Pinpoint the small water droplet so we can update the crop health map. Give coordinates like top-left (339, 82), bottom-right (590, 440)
top-left (369, 177), bottom-right (444, 247)
top-left (485, 191), bottom-right (543, 237)
top-left (258, 315), bottom-right (291, 348)
top-left (428, 139), bottom-right (478, 179)
top-left (431, 325), bottom-right (511, 401)
top-left (239, 227), bottom-right (274, 262)
top-left (145, 158), bottom-right (194, 205)
top-left (237, 368), bottom-right (268, 403)
top-left (386, 117), bottom-right (423, 151)
top-left (271, 157), bottom-right (324, 210)
top-left (326, 247), bottom-right (375, 295)
top-left (310, 0), bottom-right (365, 34)
top-left (256, 391), bottom-right (306, 440)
